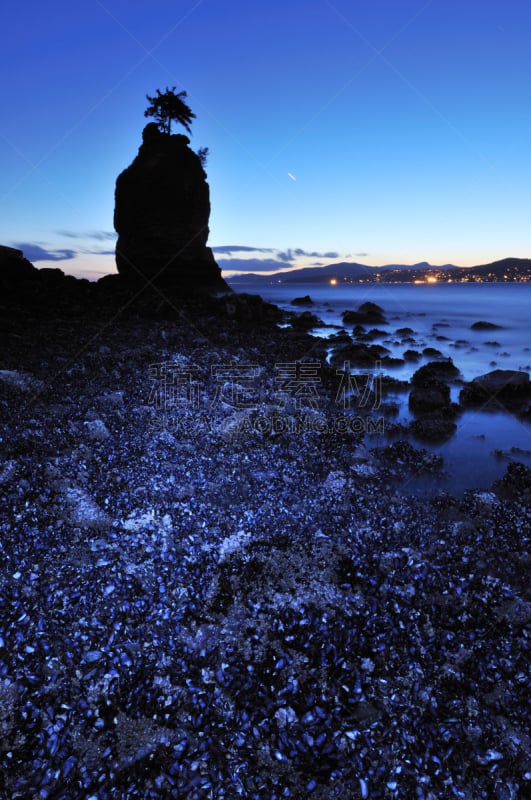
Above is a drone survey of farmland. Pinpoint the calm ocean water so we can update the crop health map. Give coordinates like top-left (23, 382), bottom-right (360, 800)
top-left (232, 280), bottom-right (531, 494)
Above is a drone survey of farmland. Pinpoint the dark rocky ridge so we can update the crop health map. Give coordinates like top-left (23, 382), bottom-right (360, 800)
top-left (0, 245), bottom-right (284, 328)
top-left (114, 123), bottom-right (228, 293)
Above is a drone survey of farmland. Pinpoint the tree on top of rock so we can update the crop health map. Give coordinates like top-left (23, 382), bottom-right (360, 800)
top-left (144, 87), bottom-right (196, 135)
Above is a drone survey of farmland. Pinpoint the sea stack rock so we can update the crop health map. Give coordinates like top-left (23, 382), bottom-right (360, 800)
top-left (114, 123), bottom-right (228, 293)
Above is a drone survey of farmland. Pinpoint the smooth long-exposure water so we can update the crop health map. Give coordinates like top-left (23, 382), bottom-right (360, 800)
top-left (231, 280), bottom-right (531, 494)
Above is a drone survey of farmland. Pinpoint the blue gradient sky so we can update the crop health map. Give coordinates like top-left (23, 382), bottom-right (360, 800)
top-left (1, 0), bottom-right (530, 279)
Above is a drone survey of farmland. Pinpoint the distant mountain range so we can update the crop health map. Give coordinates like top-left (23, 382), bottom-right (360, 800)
top-left (226, 257), bottom-right (531, 285)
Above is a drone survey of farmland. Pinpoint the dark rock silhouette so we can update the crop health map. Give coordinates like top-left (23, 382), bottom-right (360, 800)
top-left (409, 415), bottom-right (457, 442)
top-left (114, 124), bottom-right (228, 293)
top-left (408, 360), bottom-right (460, 441)
top-left (381, 356), bottom-right (405, 369)
top-left (329, 341), bottom-right (390, 368)
top-left (0, 245), bottom-right (34, 289)
top-left (395, 327), bottom-right (415, 336)
top-left (409, 382), bottom-right (451, 413)
top-left (290, 294), bottom-right (314, 306)
top-left (459, 369), bottom-right (531, 412)
top-left (403, 349), bottom-right (422, 362)
top-left (0, 243), bottom-right (281, 327)
top-left (470, 320), bottom-right (503, 331)
top-left (342, 302), bottom-right (386, 325)
top-left (422, 347), bottom-right (443, 358)
top-left (493, 461), bottom-right (531, 502)
top-left (411, 360), bottom-right (460, 385)
top-left (290, 310), bottom-right (323, 329)
top-left (356, 327), bottom-right (388, 342)
top-left (0, 245), bottom-right (92, 311)
top-left (215, 293), bottom-right (283, 324)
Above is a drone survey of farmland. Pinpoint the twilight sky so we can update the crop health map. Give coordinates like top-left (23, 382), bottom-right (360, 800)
top-left (1, 0), bottom-right (530, 279)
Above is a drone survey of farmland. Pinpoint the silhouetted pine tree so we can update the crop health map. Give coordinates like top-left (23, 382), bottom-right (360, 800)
top-left (144, 87), bottom-right (196, 135)
top-left (196, 146), bottom-right (209, 167)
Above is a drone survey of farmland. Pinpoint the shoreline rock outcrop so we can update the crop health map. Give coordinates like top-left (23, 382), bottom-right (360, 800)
top-left (342, 301), bottom-right (387, 325)
top-left (0, 243), bottom-right (280, 328)
top-left (408, 359), bottom-right (461, 441)
top-left (114, 124), bottom-right (228, 294)
top-left (460, 369), bottom-right (531, 412)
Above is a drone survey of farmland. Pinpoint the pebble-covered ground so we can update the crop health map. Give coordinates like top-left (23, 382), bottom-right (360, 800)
top-left (0, 302), bottom-right (530, 799)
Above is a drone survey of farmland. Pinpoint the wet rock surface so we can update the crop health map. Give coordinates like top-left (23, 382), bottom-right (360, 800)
top-left (411, 360), bottom-right (460, 386)
top-left (342, 302), bottom-right (387, 326)
top-left (407, 361), bottom-right (461, 442)
top-left (291, 295), bottom-right (314, 306)
top-left (329, 343), bottom-right (389, 369)
top-left (408, 414), bottom-right (458, 443)
top-left (290, 310), bottom-right (324, 330)
top-left (0, 306), bottom-right (530, 799)
top-left (471, 320), bottom-right (504, 331)
top-left (460, 369), bottom-right (531, 413)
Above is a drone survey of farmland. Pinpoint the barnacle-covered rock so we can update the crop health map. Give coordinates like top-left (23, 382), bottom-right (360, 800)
top-left (0, 306), bottom-right (529, 799)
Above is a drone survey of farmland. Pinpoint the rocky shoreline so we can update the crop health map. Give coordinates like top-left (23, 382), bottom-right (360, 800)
top-left (0, 296), bottom-right (530, 799)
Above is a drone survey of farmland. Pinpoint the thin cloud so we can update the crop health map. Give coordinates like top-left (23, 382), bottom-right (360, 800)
top-left (12, 243), bottom-right (76, 262)
top-left (217, 257), bottom-right (293, 273)
top-left (218, 247), bottom-right (345, 273)
top-left (56, 230), bottom-right (117, 241)
top-left (284, 248), bottom-right (339, 260)
top-left (82, 248), bottom-right (116, 256)
top-left (89, 231), bottom-right (116, 241)
top-left (277, 249), bottom-right (294, 262)
top-left (212, 245), bottom-right (275, 254)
